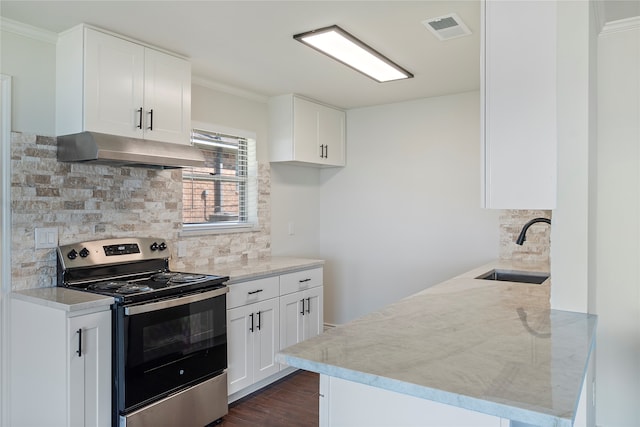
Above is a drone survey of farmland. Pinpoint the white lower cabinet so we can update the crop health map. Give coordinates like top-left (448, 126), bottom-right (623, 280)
top-left (227, 297), bottom-right (280, 395)
top-left (226, 266), bottom-right (324, 399)
top-left (280, 286), bottom-right (323, 350)
top-left (10, 298), bottom-right (111, 427)
top-left (320, 375), bottom-right (509, 427)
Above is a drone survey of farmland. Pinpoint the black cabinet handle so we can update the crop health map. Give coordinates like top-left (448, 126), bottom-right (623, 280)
top-left (299, 278), bottom-right (311, 284)
top-left (137, 107), bottom-right (143, 129)
top-left (320, 144), bottom-right (325, 159)
top-left (249, 313), bottom-right (254, 333)
top-left (300, 299), bottom-right (305, 315)
top-left (248, 289), bottom-right (263, 295)
top-left (256, 311), bottom-right (261, 330)
top-left (306, 297), bottom-right (311, 314)
top-left (77, 328), bottom-right (82, 357)
top-left (148, 109), bottom-right (154, 130)
top-left (325, 144), bottom-right (328, 159)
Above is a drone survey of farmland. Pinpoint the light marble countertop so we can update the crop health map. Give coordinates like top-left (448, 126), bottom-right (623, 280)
top-left (12, 287), bottom-right (114, 314)
top-left (276, 259), bottom-right (597, 427)
top-left (186, 256), bottom-right (325, 284)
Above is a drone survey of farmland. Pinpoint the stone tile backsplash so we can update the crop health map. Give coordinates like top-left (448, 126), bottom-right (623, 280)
top-left (10, 132), bottom-right (271, 290)
top-left (499, 209), bottom-right (551, 263)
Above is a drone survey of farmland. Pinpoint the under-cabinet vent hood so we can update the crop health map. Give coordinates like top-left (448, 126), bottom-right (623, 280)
top-left (57, 132), bottom-right (205, 169)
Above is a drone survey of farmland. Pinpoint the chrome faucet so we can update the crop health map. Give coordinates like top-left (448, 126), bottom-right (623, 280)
top-left (516, 217), bottom-right (551, 245)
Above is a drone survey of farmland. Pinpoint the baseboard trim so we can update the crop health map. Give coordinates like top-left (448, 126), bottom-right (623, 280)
top-left (227, 366), bottom-right (298, 404)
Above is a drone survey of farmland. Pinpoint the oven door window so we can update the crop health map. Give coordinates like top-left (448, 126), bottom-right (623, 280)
top-left (122, 293), bottom-right (226, 411)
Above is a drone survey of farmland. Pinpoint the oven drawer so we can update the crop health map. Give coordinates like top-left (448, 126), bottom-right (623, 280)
top-left (280, 268), bottom-right (323, 296)
top-left (227, 276), bottom-right (279, 309)
top-left (121, 372), bottom-right (228, 427)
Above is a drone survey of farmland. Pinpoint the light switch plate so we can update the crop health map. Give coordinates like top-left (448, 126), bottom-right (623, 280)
top-left (35, 227), bottom-right (58, 249)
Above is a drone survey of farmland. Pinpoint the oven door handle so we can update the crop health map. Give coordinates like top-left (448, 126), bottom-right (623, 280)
top-left (124, 287), bottom-right (228, 316)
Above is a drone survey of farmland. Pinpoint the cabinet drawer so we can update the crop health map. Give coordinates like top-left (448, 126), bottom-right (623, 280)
top-left (227, 276), bottom-right (279, 309)
top-left (280, 268), bottom-right (323, 296)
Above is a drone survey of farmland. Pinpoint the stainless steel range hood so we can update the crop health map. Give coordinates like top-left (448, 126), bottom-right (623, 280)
top-left (57, 132), bottom-right (205, 169)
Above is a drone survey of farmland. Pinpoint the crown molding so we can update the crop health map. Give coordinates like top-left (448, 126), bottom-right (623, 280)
top-left (0, 17), bottom-right (57, 44)
top-left (192, 76), bottom-right (268, 103)
top-left (600, 15), bottom-right (640, 35)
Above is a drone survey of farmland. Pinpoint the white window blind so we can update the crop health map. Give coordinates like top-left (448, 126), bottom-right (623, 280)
top-left (182, 128), bottom-right (257, 230)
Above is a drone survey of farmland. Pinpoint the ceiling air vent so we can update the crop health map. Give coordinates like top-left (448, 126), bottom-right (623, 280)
top-left (422, 13), bottom-right (471, 41)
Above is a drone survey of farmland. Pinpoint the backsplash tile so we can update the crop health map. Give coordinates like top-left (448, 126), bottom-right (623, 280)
top-left (10, 132), bottom-right (271, 290)
top-left (499, 209), bottom-right (551, 263)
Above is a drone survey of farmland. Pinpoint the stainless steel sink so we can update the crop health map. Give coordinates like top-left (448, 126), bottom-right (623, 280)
top-left (475, 269), bottom-right (549, 285)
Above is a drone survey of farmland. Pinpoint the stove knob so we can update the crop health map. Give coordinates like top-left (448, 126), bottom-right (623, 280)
top-left (150, 242), bottom-right (159, 251)
top-left (79, 248), bottom-right (90, 258)
top-left (67, 249), bottom-right (78, 260)
top-left (158, 242), bottom-right (167, 251)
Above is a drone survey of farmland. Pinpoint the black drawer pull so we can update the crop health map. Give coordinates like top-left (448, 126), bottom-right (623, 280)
top-left (300, 299), bottom-right (305, 315)
top-left (249, 313), bottom-right (254, 333)
top-left (137, 107), bottom-right (143, 129)
top-left (248, 289), bottom-right (264, 295)
top-left (299, 279), bottom-right (311, 283)
top-left (306, 297), bottom-right (311, 314)
top-left (77, 328), bottom-right (82, 357)
top-left (256, 311), bottom-right (261, 330)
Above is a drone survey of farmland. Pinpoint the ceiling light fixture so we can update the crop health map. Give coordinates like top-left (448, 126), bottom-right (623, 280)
top-left (293, 25), bottom-right (413, 83)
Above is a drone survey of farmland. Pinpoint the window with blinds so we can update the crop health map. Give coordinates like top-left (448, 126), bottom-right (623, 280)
top-left (182, 128), bottom-right (257, 230)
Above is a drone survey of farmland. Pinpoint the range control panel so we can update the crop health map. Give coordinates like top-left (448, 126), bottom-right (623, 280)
top-left (58, 237), bottom-right (168, 269)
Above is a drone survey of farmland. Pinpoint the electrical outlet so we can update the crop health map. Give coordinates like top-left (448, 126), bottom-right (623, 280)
top-left (178, 241), bottom-right (187, 257)
top-left (35, 227), bottom-right (58, 249)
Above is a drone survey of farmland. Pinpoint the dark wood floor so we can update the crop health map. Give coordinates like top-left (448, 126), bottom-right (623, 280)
top-left (220, 370), bottom-right (319, 427)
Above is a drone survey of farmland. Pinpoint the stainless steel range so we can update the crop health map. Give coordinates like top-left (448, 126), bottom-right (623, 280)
top-left (57, 237), bottom-right (229, 427)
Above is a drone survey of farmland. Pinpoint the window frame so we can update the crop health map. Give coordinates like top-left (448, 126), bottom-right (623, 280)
top-left (180, 122), bottom-right (258, 236)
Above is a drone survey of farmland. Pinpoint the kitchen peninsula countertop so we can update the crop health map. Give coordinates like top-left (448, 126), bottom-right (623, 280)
top-left (276, 259), bottom-right (597, 427)
top-left (192, 256), bottom-right (325, 284)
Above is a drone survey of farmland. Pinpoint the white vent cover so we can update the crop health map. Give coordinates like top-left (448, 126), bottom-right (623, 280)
top-left (422, 13), bottom-right (471, 41)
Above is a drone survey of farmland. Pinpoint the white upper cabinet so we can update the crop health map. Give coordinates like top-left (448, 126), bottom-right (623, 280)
top-left (83, 29), bottom-right (145, 139)
top-left (481, 1), bottom-right (557, 209)
top-left (56, 25), bottom-right (191, 145)
top-left (269, 94), bottom-right (346, 167)
top-left (143, 47), bottom-right (192, 144)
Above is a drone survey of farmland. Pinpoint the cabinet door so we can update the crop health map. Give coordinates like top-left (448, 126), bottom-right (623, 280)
top-left (227, 305), bottom-right (254, 394)
top-left (318, 107), bottom-right (346, 167)
top-left (279, 292), bottom-right (305, 350)
top-left (482, 0), bottom-right (557, 209)
top-left (68, 310), bottom-right (112, 427)
top-left (303, 286), bottom-right (324, 341)
top-left (293, 97), bottom-right (322, 163)
top-left (84, 28), bottom-right (144, 138)
top-left (253, 298), bottom-right (280, 383)
top-left (144, 48), bottom-right (192, 144)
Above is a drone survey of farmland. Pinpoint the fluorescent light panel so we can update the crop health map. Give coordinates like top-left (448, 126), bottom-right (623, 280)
top-left (294, 25), bottom-right (413, 83)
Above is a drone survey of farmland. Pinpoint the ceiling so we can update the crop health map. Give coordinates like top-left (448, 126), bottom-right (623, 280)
top-left (1, 1), bottom-right (638, 110)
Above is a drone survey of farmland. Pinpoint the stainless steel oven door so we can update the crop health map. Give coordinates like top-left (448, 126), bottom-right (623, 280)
top-left (114, 287), bottom-right (228, 415)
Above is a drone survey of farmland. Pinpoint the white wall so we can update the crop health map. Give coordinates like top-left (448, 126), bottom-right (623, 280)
top-left (0, 21), bottom-right (56, 135)
top-left (1, 74), bottom-right (12, 427)
top-left (270, 164), bottom-right (321, 258)
top-left (596, 19), bottom-right (640, 427)
top-left (318, 92), bottom-right (500, 325)
top-left (191, 81), bottom-right (269, 162)
top-left (550, 0), bottom-right (595, 314)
